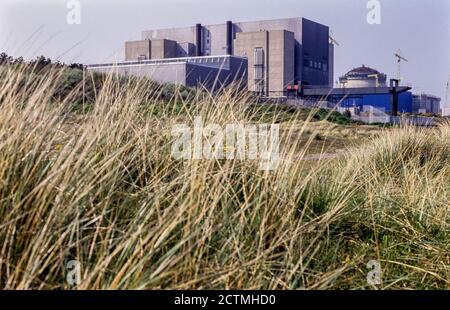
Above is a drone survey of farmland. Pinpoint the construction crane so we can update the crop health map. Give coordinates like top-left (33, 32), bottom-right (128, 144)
top-left (329, 29), bottom-right (340, 46)
top-left (329, 29), bottom-right (339, 88)
top-left (394, 49), bottom-right (408, 82)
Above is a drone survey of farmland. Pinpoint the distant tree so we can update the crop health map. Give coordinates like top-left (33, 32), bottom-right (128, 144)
top-left (30, 55), bottom-right (52, 71)
top-left (69, 63), bottom-right (85, 70)
top-left (0, 52), bottom-right (14, 65)
top-left (53, 60), bottom-right (65, 68)
top-left (0, 52), bottom-right (8, 65)
top-left (13, 56), bottom-right (24, 65)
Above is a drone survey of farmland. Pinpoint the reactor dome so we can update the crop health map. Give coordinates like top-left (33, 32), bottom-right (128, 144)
top-left (339, 65), bottom-right (387, 88)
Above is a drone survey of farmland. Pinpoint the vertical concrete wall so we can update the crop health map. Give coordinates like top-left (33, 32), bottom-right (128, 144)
top-left (268, 30), bottom-right (295, 96)
top-left (413, 94), bottom-right (441, 115)
top-left (150, 40), bottom-right (164, 59)
top-left (283, 31), bottom-right (296, 90)
top-left (137, 17), bottom-right (332, 93)
top-left (177, 42), bottom-right (196, 57)
top-left (125, 40), bottom-right (151, 61)
top-left (204, 24), bottom-right (228, 56)
top-left (234, 31), bottom-right (269, 94)
top-left (234, 18), bottom-right (303, 82)
top-left (329, 43), bottom-right (334, 87)
top-left (151, 39), bottom-right (177, 59)
top-left (163, 40), bottom-right (178, 58)
top-left (142, 27), bottom-right (197, 44)
top-left (235, 30), bottom-right (294, 96)
top-left (142, 26), bottom-right (198, 57)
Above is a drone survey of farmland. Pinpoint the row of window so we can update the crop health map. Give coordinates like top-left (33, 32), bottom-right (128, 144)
top-left (252, 47), bottom-right (328, 74)
top-left (307, 60), bottom-right (328, 72)
top-left (204, 31), bottom-right (211, 56)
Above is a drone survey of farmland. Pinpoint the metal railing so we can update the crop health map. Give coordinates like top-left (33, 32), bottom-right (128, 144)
top-left (87, 55), bottom-right (244, 70)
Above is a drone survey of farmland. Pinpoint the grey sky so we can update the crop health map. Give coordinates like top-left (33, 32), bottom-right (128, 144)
top-left (0, 0), bottom-right (449, 101)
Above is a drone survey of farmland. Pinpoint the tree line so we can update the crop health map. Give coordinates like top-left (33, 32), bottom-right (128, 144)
top-left (0, 52), bottom-right (84, 71)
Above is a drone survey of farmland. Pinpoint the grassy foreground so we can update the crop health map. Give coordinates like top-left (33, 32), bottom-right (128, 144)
top-left (0, 66), bottom-right (448, 290)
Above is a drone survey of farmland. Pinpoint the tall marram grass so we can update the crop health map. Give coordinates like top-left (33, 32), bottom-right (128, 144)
top-left (0, 65), bottom-right (448, 289)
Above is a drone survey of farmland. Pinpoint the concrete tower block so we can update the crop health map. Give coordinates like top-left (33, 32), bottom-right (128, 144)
top-left (268, 30), bottom-right (295, 96)
top-left (235, 30), bottom-right (295, 96)
top-left (125, 40), bottom-right (151, 61)
top-left (151, 39), bottom-right (178, 59)
top-left (234, 31), bottom-right (269, 94)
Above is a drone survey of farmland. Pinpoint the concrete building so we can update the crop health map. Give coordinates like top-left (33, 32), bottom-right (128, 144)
top-left (303, 85), bottom-right (413, 116)
top-left (88, 55), bottom-right (247, 92)
top-left (141, 18), bottom-right (331, 89)
top-left (234, 30), bottom-right (295, 96)
top-left (125, 40), bottom-right (152, 61)
top-left (412, 93), bottom-right (441, 115)
top-left (125, 38), bottom-right (179, 61)
top-left (88, 17), bottom-right (333, 96)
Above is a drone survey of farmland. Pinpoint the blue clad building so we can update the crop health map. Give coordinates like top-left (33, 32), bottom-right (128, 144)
top-left (336, 91), bottom-right (413, 114)
top-left (302, 65), bottom-right (413, 115)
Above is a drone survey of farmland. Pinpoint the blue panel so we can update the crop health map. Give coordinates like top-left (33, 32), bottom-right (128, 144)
top-left (336, 91), bottom-right (413, 114)
top-left (339, 96), bottom-right (363, 109)
top-left (399, 92), bottom-right (413, 113)
top-left (362, 94), bottom-right (391, 113)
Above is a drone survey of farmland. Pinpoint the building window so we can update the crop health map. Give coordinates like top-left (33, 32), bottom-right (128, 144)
top-left (137, 55), bottom-right (147, 61)
top-left (309, 60), bottom-right (313, 67)
top-left (318, 62), bottom-right (322, 70)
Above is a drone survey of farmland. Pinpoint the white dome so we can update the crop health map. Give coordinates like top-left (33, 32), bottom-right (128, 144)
top-left (339, 65), bottom-right (387, 88)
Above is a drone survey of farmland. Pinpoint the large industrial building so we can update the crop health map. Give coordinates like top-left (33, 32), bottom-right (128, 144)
top-left (302, 66), bottom-right (413, 116)
top-left (87, 17), bottom-right (441, 121)
top-left (87, 17), bottom-right (333, 96)
top-left (302, 65), bottom-right (442, 118)
top-left (412, 93), bottom-right (442, 115)
top-left (88, 55), bottom-right (248, 92)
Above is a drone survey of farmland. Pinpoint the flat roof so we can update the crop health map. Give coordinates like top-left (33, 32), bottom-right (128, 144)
top-left (141, 17), bottom-right (305, 32)
top-left (304, 86), bottom-right (412, 96)
top-left (87, 54), bottom-right (245, 70)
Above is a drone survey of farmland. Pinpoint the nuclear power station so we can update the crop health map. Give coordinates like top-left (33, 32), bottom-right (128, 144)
top-left (87, 17), bottom-right (442, 120)
top-left (88, 17), bottom-right (332, 96)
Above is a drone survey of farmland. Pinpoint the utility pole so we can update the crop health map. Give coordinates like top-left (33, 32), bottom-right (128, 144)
top-left (329, 30), bottom-right (339, 89)
top-left (445, 77), bottom-right (449, 116)
top-left (446, 77), bottom-right (449, 108)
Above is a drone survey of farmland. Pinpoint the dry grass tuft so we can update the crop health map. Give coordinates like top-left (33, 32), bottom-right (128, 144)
top-left (0, 67), bottom-right (448, 289)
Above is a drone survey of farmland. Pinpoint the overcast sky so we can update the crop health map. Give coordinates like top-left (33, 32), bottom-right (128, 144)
top-left (0, 0), bottom-right (449, 101)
